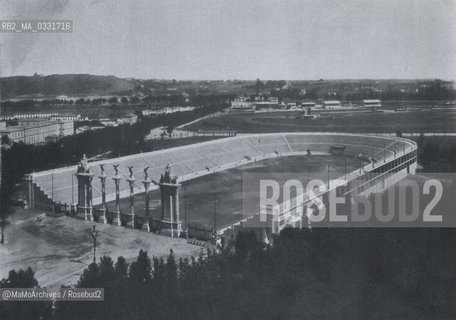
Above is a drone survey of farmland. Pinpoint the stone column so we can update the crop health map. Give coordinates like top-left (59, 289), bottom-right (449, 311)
top-left (112, 175), bottom-right (122, 226)
top-left (22, 174), bottom-right (34, 209)
top-left (174, 189), bottom-right (180, 234)
top-left (75, 168), bottom-right (94, 221)
top-left (158, 181), bottom-right (182, 237)
top-left (87, 176), bottom-right (94, 221)
top-left (98, 169), bottom-right (107, 224)
top-left (125, 175), bottom-right (136, 228)
top-left (141, 178), bottom-right (151, 232)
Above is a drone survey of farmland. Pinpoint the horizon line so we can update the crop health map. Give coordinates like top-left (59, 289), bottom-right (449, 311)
top-left (1, 73), bottom-right (454, 83)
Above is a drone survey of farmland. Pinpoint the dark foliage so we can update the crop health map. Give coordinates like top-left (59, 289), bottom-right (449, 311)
top-left (0, 267), bottom-right (52, 320)
top-left (21, 228), bottom-right (453, 320)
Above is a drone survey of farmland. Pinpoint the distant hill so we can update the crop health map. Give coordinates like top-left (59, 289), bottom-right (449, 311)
top-left (0, 74), bottom-right (135, 100)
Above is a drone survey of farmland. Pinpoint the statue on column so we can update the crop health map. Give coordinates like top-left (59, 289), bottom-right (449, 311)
top-left (128, 165), bottom-right (134, 178)
top-left (160, 164), bottom-right (178, 184)
top-left (82, 154), bottom-right (88, 169)
top-left (141, 167), bottom-right (151, 232)
top-left (98, 164), bottom-right (108, 224)
top-left (75, 155), bottom-right (94, 221)
top-left (112, 164), bottom-right (122, 226)
top-left (144, 166), bottom-right (149, 180)
top-left (125, 165), bottom-right (136, 228)
top-left (156, 164), bottom-right (182, 237)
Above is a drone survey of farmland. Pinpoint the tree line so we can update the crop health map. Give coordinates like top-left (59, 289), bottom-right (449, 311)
top-left (253, 79), bottom-right (456, 102)
top-left (1, 228), bottom-right (455, 319)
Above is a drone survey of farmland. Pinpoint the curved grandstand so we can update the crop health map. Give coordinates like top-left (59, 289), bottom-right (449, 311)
top-left (26, 133), bottom-right (417, 208)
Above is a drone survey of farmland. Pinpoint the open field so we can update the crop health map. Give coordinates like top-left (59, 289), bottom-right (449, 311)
top-left (0, 209), bottom-right (201, 288)
top-left (108, 155), bottom-right (361, 230)
top-left (184, 109), bottom-right (456, 133)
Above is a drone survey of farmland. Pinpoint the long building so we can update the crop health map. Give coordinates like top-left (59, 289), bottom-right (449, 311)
top-left (0, 112), bottom-right (83, 121)
top-left (0, 119), bottom-right (74, 144)
top-left (363, 99), bottom-right (382, 108)
top-left (322, 100), bottom-right (342, 109)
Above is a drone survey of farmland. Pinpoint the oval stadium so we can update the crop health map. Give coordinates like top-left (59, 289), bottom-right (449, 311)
top-left (23, 132), bottom-right (418, 241)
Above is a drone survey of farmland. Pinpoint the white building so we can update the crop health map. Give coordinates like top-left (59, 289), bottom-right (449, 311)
top-left (363, 99), bottom-right (382, 108)
top-left (0, 119), bottom-right (74, 144)
top-left (231, 100), bottom-right (254, 110)
top-left (117, 114), bottom-right (138, 125)
top-left (50, 114), bottom-right (82, 121)
top-left (100, 118), bottom-right (118, 127)
top-left (287, 103), bottom-right (298, 110)
top-left (268, 97), bottom-right (279, 104)
top-left (301, 102), bottom-right (316, 108)
top-left (0, 112), bottom-right (58, 120)
top-left (0, 112), bottom-right (83, 121)
top-left (58, 120), bottom-right (74, 136)
top-left (323, 100), bottom-right (342, 109)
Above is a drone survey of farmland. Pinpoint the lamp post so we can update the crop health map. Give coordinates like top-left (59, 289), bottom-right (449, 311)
top-left (359, 155), bottom-right (362, 174)
top-left (184, 184), bottom-right (188, 239)
top-left (344, 157), bottom-right (347, 180)
top-left (213, 194), bottom-right (217, 236)
top-left (52, 172), bottom-right (55, 215)
top-left (90, 225), bottom-right (99, 263)
top-left (327, 163), bottom-right (330, 189)
top-left (72, 173), bottom-right (74, 205)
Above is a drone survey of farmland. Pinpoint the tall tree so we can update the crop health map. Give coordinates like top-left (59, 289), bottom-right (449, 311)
top-left (128, 250), bottom-right (152, 319)
top-left (0, 268), bottom-right (52, 320)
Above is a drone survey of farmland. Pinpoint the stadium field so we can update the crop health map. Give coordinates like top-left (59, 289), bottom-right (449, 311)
top-left (107, 155), bottom-right (361, 230)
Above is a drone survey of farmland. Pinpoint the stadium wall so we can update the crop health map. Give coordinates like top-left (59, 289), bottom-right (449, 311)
top-left (23, 133), bottom-right (417, 212)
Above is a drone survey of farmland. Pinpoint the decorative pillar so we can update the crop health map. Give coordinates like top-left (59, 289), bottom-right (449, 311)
top-left (156, 164), bottom-right (182, 237)
top-left (75, 155), bottom-right (94, 221)
top-left (112, 164), bottom-right (122, 226)
top-left (98, 164), bottom-right (108, 224)
top-left (141, 167), bottom-right (151, 232)
top-left (125, 166), bottom-right (136, 229)
top-left (87, 176), bottom-right (94, 220)
top-left (22, 174), bottom-right (34, 209)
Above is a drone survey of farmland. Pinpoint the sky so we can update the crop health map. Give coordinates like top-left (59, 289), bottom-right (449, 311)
top-left (0, 0), bottom-right (455, 80)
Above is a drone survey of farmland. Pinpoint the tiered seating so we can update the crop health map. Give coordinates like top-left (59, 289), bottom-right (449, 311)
top-left (31, 133), bottom-right (416, 206)
top-left (247, 135), bottom-right (291, 154)
top-left (387, 140), bottom-right (410, 155)
top-left (286, 135), bottom-right (327, 152)
top-left (205, 153), bottom-right (230, 166)
top-left (221, 138), bottom-right (262, 158)
top-left (285, 134), bottom-right (400, 159)
top-left (33, 170), bottom-right (76, 201)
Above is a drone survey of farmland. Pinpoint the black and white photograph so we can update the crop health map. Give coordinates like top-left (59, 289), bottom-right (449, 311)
top-left (0, 1), bottom-right (455, 319)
